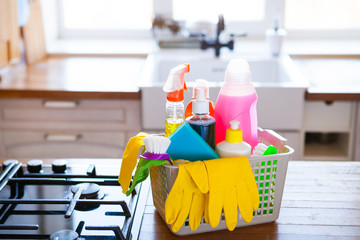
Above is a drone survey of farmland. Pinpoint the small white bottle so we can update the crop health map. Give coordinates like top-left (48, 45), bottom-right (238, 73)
top-left (216, 120), bottom-right (251, 158)
top-left (265, 19), bottom-right (287, 57)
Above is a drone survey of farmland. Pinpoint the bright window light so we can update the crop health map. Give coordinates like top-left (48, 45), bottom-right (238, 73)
top-left (62, 0), bottom-right (153, 30)
top-left (172, 0), bottom-right (265, 22)
top-left (285, 0), bottom-right (360, 29)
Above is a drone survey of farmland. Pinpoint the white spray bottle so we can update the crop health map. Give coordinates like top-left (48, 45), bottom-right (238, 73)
top-left (162, 64), bottom-right (190, 136)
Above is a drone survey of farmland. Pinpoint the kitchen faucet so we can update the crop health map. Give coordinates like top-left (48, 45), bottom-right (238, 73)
top-left (200, 15), bottom-right (246, 57)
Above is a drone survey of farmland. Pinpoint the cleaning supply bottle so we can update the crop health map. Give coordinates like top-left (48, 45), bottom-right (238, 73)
top-left (185, 87), bottom-right (216, 149)
top-left (185, 79), bottom-right (215, 119)
top-left (216, 120), bottom-right (251, 158)
top-left (163, 64), bottom-right (190, 137)
top-left (266, 18), bottom-right (287, 57)
top-left (214, 59), bottom-right (258, 149)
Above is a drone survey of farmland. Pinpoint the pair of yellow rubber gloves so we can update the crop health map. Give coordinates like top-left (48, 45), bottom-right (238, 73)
top-left (165, 157), bottom-right (259, 232)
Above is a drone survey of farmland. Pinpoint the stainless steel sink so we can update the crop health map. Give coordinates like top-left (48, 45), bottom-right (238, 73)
top-left (139, 50), bottom-right (308, 132)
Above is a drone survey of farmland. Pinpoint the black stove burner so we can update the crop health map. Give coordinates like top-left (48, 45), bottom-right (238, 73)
top-left (0, 160), bottom-right (150, 240)
top-left (71, 183), bottom-right (101, 199)
top-left (70, 183), bottom-right (105, 211)
top-left (50, 229), bottom-right (79, 240)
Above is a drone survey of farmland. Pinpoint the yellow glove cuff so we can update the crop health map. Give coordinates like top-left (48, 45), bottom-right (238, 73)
top-left (118, 132), bottom-right (149, 194)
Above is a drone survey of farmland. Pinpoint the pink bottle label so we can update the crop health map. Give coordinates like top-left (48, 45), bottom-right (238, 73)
top-left (214, 92), bottom-right (258, 149)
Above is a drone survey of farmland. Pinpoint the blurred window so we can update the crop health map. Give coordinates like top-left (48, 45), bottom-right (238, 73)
top-left (58, 0), bottom-right (359, 38)
top-left (60, 0), bottom-right (152, 37)
top-left (285, 0), bottom-right (360, 29)
top-left (172, 0), bottom-right (265, 22)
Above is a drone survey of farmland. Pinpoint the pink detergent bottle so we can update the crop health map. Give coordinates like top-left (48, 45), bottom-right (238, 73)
top-left (214, 59), bottom-right (258, 149)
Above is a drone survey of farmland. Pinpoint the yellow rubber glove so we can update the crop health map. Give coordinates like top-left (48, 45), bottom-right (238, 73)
top-left (118, 132), bottom-right (149, 194)
top-left (165, 161), bottom-right (209, 232)
top-left (204, 157), bottom-right (259, 231)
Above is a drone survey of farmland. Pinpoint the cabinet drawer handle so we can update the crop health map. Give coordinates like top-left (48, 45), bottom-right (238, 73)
top-left (43, 101), bottom-right (78, 108)
top-left (45, 133), bottom-right (81, 141)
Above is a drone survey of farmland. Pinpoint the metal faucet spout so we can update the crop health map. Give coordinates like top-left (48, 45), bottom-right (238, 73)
top-left (200, 14), bottom-right (238, 57)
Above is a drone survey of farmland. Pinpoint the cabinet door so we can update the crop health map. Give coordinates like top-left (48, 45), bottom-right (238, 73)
top-left (0, 99), bottom-right (141, 158)
top-left (0, 99), bottom-right (141, 131)
top-left (2, 130), bottom-right (128, 158)
top-left (304, 101), bottom-right (353, 132)
top-left (302, 101), bottom-right (355, 161)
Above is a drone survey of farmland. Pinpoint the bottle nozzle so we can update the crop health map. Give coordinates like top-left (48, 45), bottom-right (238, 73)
top-left (193, 79), bottom-right (210, 99)
top-left (195, 87), bottom-right (206, 101)
top-left (163, 64), bottom-right (190, 102)
top-left (226, 120), bottom-right (243, 143)
top-left (163, 64), bottom-right (190, 92)
top-left (230, 120), bottom-right (240, 129)
top-left (192, 87), bottom-right (209, 114)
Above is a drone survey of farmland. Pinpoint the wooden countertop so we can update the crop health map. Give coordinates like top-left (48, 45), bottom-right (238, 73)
top-left (292, 55), bottom-right (360, 101)
top-left (139, 161), bottom-right (360, 240)
top-left (1, 54), bottom-right (359, 102)
top-left (0, 56), bottom-right (145, 99)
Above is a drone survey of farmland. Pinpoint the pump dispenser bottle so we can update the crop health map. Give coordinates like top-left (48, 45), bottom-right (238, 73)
top-left (266, 19), bottom-right (287, 56)
top-left (163, 64), bottom-right (190, 137)
top-left (185, 87), bottom-right (216, 149)
top-left (185, 79), bottom-right (215, 119)
top-left (214, 59), bottom-right (258, 149)
top-left (216, 120), bottom-right (251, 158)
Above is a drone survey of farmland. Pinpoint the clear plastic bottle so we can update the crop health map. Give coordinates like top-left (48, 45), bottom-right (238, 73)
top-left (163, 64), bottom-right (190, 137)
top-left (165, 97), bottom-right (185, 137)
top-left (185, 87), bottom-right (216, 149)
top-left (214, 59), bottom-right (258, 149)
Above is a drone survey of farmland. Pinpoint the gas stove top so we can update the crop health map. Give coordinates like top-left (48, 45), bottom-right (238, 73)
top-left (0, 159), bottom-right (150, 240)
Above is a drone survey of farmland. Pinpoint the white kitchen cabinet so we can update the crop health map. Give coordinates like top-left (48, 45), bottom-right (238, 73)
top-left (273, 130), bottom-right (302, 160)
top-left (301, 101), bottom-right (356, 161)
top-left (304, 101), bottom-right (353, 132)
top-left (0, 99), bottom-right (141, 158)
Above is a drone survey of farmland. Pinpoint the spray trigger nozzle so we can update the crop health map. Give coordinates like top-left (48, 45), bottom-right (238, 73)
top-left (163, 64), bottom-right (190, 93)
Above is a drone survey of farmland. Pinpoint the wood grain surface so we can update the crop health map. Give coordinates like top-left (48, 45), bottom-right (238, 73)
top-left (0, 56), bottom-right (144, 99)
top-left (21, 0), bottom-right (47, 65)
top-left (0, 0), bottom-right (21, 68)
top-left (139, 161), bottom-right (360, 240)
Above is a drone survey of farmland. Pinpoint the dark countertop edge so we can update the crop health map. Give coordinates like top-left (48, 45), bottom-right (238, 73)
top-left (0, 89), bottom-right (141, 100)
top-left (2, 89), bottom-right (358, 102)
top-left (48, 53), bottom-right (149, 58)
top-left (290, 53), bottom-right (360, 59)
top-left (306, 90), bottom-right (360, 101)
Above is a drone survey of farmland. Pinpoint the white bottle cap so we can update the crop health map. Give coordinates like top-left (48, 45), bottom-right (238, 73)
top-left (225, 59), bottom-right (252, 84)
top-left (193, 79), bottom-right (209, 99)
top-left (230, 120), bottom-right (240, 129)
top-left (192, 87), bottom-right (209, 114)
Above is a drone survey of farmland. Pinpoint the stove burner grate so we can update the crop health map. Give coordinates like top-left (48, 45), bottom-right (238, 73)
top-left (0, 161), bottom-right (149, 240)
